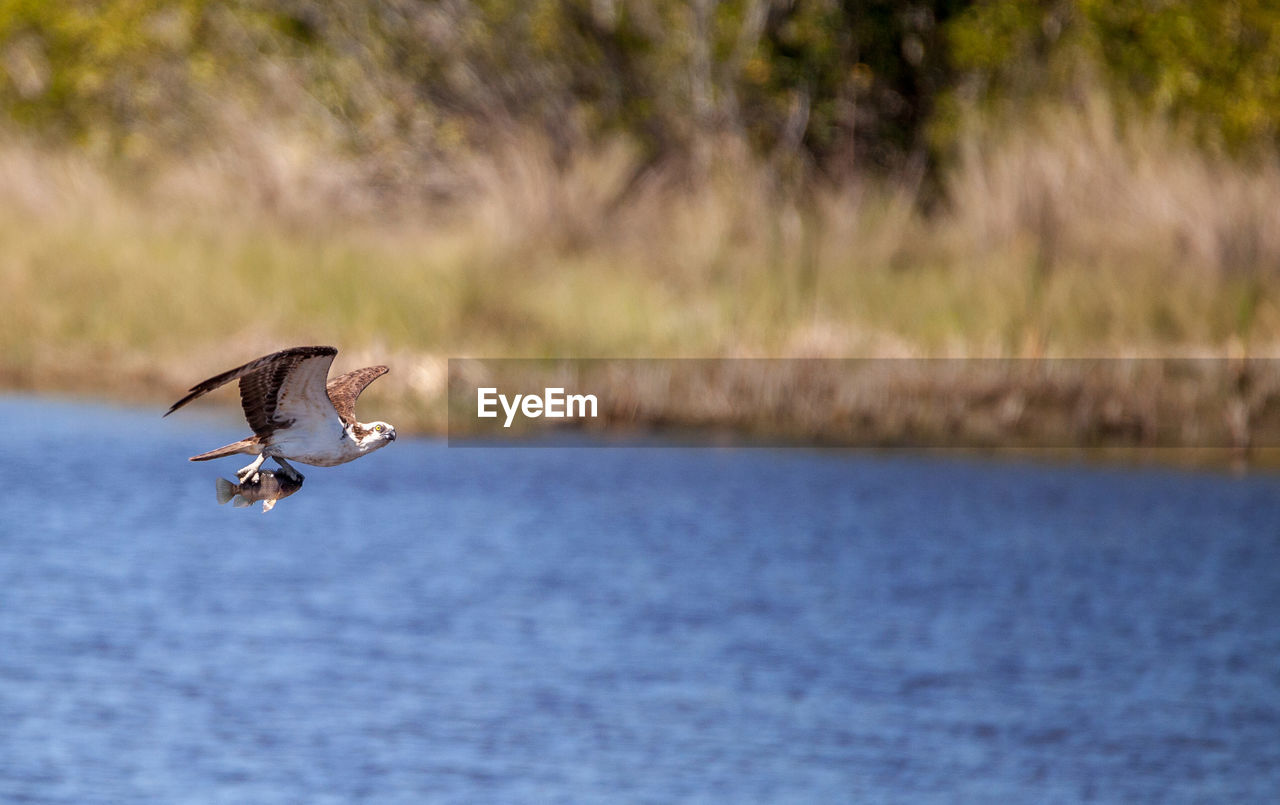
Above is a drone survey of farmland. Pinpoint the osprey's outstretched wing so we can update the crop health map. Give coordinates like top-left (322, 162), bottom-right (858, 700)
top-left (327, 365), bottom-right (389, 426)
top-left (165, 346), bottom-right (339, 438)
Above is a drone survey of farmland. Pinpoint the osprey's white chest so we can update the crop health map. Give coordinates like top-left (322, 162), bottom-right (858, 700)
top-left (265, 413), bottom-right (362, 467)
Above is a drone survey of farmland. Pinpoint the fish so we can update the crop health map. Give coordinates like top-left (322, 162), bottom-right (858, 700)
top-left (215, 468), bottom-right (304, 513)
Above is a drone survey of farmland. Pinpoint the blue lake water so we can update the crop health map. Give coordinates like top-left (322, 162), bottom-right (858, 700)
top-left (0, 394), bottom-right (1278, 802)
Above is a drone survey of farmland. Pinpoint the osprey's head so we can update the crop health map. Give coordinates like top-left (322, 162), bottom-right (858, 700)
top-left (357, 421), bottom-right (397, 451)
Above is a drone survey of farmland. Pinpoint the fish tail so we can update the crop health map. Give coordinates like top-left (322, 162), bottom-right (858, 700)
top-left (231, 495), bottom-right (253, 508)
top-left (215, 477), bottom-right (237, 505)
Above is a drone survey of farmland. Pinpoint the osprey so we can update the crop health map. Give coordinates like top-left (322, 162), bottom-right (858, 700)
top-left (165, 345), bottom-right (396, 483)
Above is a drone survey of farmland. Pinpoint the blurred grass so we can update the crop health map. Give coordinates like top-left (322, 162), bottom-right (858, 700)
top-left (1, 100), bottom-right (1279, 434)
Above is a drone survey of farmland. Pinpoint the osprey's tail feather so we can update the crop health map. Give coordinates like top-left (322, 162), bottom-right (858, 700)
top-left (189, 438), bottom-right (261, 462)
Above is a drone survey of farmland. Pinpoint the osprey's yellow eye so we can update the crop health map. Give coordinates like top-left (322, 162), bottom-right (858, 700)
top-left (375, 424), bottom-right (384, 433)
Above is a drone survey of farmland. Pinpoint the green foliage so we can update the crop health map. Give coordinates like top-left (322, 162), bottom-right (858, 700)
top-left (947, 0), bottom-right (1280, 156)
top-left (1082, 0), bottom-right (1280, 151)
top-left (739, 1), bottom-right (960, 173)
top-left (0, 0), bottom-right (964, 175)
top-left (0, 0), bottom-right (220, 153)
top-left (0, 0), bottom-right (1278, 177)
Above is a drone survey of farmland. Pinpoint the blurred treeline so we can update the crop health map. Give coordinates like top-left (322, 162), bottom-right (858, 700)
top-left (2, 0), bottom-right (1278, 195)
top-left (3, 1), bottom-right (1280, 422)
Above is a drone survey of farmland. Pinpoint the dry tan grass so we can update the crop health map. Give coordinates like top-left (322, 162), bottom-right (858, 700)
top-left (2, 101), bottom-right (1279, 434)
top-left (947, 99), bottom-right (1280, 280)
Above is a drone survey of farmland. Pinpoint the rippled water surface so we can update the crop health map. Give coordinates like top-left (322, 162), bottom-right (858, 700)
top-left (1, 395), bottom-right (1278, 802)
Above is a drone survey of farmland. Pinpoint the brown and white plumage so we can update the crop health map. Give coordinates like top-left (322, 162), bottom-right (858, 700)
top-left (165, 346), bottom-right (395, 483)
top-left (327, 365), bottom-right (390, 432)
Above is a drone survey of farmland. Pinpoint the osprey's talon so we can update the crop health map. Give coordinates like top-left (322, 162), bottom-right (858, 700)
top-left (272, 458), bottom-right (304, 483)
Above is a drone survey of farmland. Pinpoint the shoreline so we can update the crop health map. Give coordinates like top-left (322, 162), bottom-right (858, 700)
top-left (9, 355), bottom-right (1279, 472)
